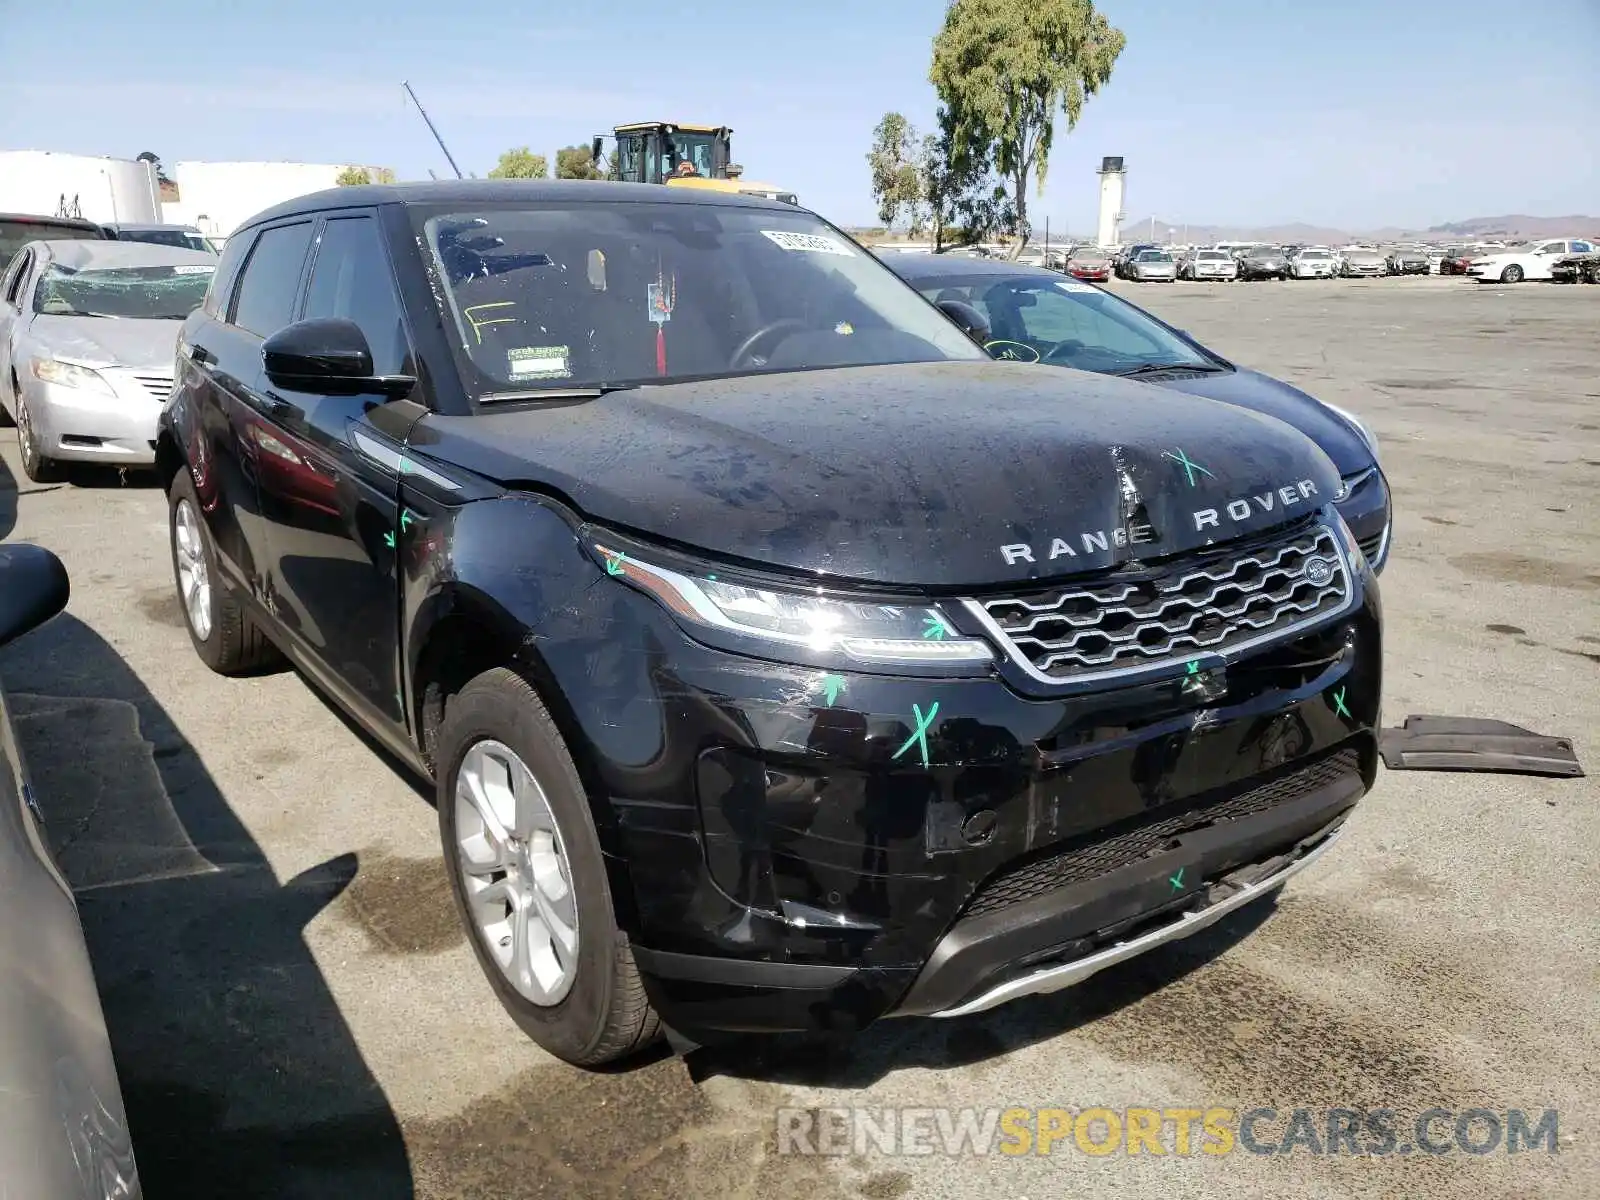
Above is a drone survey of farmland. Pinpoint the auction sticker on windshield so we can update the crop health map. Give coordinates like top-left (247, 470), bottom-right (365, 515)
top-left (762, 230), bottom-right (856, 256)
top-left (508, 345), bottom-right (570, 381)
top-left (172, 265), bottom-right (215, 275)
top-left (1056, 280), bottom-right (1099, 294)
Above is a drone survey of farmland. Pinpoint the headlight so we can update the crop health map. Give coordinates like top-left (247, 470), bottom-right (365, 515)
top-left (589, 538), bottom-right (994, 674)
top-left (32, 357), bottom-right (114, 397)
top-left (1322, 401), bottom-right (1380, 464)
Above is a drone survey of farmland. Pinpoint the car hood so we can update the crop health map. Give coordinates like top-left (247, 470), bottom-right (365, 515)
top-left (412, 361), bottom-right (1341, 589)
top-left (1145, 367), bottom-right (1372, 476)
top-left (27, 315), bottom-right (180, 373)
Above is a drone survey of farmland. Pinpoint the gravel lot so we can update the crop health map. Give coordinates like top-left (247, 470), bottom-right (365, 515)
top-left (1, 275), bottom-right (1596, 1200)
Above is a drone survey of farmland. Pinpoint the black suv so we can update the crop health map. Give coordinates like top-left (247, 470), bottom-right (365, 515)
top-left (157, 181), bottom-right (1381, 1066)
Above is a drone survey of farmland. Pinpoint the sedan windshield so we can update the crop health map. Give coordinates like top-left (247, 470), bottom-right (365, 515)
top-left (906, 273), bottom-right (1215, 375)
top-left (413, 202), bottom-right (985, 394)
top-left (1136, 251), bottom-right (1172, 262)
top-left (1196, 251), bottom-right (1229, 260)
top-left (0, 220), bottom-right (102, 264)
top-left (33, 262), bottom-right (214, 319)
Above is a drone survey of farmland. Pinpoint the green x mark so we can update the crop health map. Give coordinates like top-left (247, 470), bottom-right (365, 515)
top-left (821, 674), bottom-right (846, 706)
top-left (892, 701), bottom-right (941, 768)
top-left (922, 613), bottom-right (952, 641)
top-left (604, 550), bottom-right (626, 576)
top-left (1332, 686), bottom-right (1351, 720)
top-left (1169, 867), bottom-right (1186, 891)
top-left (1162, 447), bottom-right (1215, 488)
top-left (1186, 659), bottom-right (1200, 675)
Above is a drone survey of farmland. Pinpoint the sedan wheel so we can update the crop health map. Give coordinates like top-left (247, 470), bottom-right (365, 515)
top-left (1501, 264), bottom-right (1524, 284)
top-left (14, 392), bottom-right (60, 483)
top-left (453, 738), bottom-right (581, 1007)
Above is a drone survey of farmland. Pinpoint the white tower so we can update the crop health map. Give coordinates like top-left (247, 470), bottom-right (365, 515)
top-left (1096, 156), bottom-right (1126, 250)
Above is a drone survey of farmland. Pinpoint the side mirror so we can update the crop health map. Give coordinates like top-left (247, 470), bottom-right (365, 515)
top-left (262, 318), bottom-right (415, 398)
top-left (591, 136), bottom-right (604, 165)
top-left (936, 299), bottom-right (990, 344)
top-left (0, 542), bottom-right (70, 650)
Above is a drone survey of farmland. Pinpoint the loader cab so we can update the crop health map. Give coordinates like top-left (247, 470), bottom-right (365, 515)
top-left (608, 122), bottom-right (731, 186)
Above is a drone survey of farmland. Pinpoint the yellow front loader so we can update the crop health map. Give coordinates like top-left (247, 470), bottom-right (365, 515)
top-left (592, 122), bottom-right (798, 205)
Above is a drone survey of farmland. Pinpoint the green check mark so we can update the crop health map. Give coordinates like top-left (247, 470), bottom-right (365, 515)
top-left (605, 551), bottom-right (626, 576)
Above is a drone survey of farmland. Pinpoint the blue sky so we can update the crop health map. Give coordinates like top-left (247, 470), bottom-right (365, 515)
top-left (2, 0), bottom-right (1595, 232)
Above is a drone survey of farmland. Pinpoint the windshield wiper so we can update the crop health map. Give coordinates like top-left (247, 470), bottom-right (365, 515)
top-left (478, 384), bottom-right (638, 405)
top-left (1116, 361), bottom-right (1225, 377)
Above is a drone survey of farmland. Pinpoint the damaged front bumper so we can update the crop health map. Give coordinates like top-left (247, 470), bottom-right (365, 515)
top-left (574, 549), bottom-right (1381, 1042)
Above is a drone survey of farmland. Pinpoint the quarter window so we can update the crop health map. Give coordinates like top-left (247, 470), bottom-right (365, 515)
top-left (1, 250), bottom-right (30, 306)
top-left (231, 221), bottom-right (314, 336)
top-left (203, 231), bottom-right (256, 318)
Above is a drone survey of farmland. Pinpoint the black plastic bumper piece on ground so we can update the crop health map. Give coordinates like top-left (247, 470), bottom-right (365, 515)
top-left (1379, 715), bottom-right (1584, 778)
top-left (891, 763), bottom-right (1365, 1018)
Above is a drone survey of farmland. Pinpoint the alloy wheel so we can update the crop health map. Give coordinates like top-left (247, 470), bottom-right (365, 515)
top-left (454, 738), bottom-right (580, 1006)
top-left (173, 498), bottom-right (213, 640)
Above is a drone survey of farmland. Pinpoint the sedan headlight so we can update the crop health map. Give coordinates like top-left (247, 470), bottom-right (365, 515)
top-left (32, 357), bottom-right (114, 397)
top-left (1322, 401), bottom-right (1380, 464)
top-left (589, 537), bottom-right (994, 674)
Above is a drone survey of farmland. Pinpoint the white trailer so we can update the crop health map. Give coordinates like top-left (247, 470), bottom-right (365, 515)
top-left (0, 151), bottom-right (161, 224)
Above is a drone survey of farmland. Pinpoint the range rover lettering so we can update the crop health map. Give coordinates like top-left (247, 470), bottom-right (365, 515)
top-left (157, 181), bottom-right (1381, 1065)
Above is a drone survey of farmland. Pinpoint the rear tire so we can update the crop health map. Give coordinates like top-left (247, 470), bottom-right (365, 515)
top-left (167, 468), bottom-right (282, 674)
top-left (437, 667), bottom-right (662, 1067)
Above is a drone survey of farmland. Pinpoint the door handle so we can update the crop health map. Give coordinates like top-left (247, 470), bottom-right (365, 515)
top-left (189, 344), bottom-right (216, 366)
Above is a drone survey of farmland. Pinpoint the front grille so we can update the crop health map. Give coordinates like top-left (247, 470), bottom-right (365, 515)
top-left (977, 525), bottom-right (1351, 684)
top-left (963, 748), bottom-right (1360, 919)
top-left (131, 374), bottom-right (174, 401)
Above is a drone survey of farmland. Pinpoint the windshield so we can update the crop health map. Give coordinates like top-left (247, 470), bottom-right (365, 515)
top-left (1299, 251), bottom-right (1331, 260)
top-left (119, 228), bottom-right (213, 253)
top-left (33, 262), bottom-right (215, 319)
top-left (0, 220), bottom-right (102, 264)
top-left (908, 273), bottom-right (1215, 375)
top-left (415, 202), bottom-right (985, 394)
top-left (1136, 251), bottom-right (1171, 262)
top-left (1197, 251), bottom-right (1228, 260)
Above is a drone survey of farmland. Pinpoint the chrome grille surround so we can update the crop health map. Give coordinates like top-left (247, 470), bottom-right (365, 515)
top-left (966, 523), bottom-right (1355, 689)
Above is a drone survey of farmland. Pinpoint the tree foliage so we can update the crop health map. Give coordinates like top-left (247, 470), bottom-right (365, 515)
top-left (931, 0), bottom-right (1124, 256)
top-left (336, 166), bottom-right (372, 187)
top-left (488, 147), bottom-right (549, 179)
top-left (866, 112), bottom-right (924, 230)
top-left (918, 110), bottom-right (1016, 252)
top-left (556, 144), bottom-right (604, 180)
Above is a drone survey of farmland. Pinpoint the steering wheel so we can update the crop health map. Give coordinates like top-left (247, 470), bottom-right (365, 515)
top-left (1041, 339), bottom-right (1087, 364)
top-left (729, 319), bottom-right (809, 370)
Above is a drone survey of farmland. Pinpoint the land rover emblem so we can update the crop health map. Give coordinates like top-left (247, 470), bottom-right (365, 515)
top-left (1304, 556), bottom-right (1335, 587)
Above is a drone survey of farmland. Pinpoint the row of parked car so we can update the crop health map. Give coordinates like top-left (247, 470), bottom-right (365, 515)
top-left (934, 234), bottom-right (1600, 287)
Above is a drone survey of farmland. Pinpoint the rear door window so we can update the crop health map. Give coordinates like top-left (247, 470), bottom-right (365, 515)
top-left (230, 221), bottom-right (314, 336)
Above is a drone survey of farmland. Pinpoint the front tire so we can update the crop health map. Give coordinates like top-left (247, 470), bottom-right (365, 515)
top-left (437, 667), bottom-right (662, 1067)
top-left (168, 468), bottom-right (282, 674)
top-left (1501, 264), bottom-right (1524, 284)
top-left (15, 392), bottom-right (61, 483)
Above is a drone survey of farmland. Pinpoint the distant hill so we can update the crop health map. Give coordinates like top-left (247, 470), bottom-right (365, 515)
top-left (1119, 214), bottom-right (1598, 244)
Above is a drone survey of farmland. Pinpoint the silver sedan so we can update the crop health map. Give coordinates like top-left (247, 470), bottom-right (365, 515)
top-left (0, 241), bottom-right (214, 482)
top-left (1126, 250), bottom-right (1178, 282)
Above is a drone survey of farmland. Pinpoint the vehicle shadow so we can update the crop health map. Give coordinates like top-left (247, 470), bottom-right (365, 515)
top-left (0, 612), bottom-right (416, 1198)
top-left (0, 446), bottom-right (15, 539)
top-left (690, 896), bottom-right (1279, 1088)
